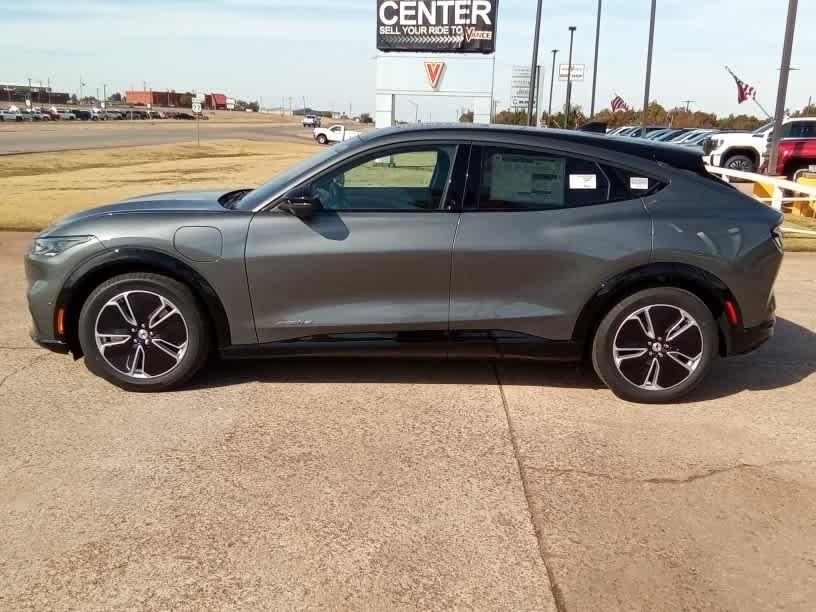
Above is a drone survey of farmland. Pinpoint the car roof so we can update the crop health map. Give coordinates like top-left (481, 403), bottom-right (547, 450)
top-left (360, 124), bottom-right (707, 174)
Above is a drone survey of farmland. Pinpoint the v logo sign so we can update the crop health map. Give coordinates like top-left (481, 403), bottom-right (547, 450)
top-left (424, 62), bottom-right (445, 89)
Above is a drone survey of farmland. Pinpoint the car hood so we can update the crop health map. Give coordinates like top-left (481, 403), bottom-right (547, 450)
top-left (42, 189), bottom-right (237, 235)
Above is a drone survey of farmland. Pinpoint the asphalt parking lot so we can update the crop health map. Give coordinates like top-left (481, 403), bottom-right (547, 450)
top-left (2, 230), bottom-right (816, 610)
top-left (0, 121), bottom-right (315, 154)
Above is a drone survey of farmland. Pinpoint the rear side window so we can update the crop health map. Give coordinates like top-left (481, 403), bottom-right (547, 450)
top-left (787, 121), bottom-right (816, 138)
top-left (475, 146), bottom-right (664, 210)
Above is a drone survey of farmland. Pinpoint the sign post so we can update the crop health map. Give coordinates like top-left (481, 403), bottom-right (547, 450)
top-left (192, 95), bottom-right (204, 146)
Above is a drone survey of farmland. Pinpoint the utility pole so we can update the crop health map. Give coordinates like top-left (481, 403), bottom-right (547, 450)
top-left (681, 99), bottom-right (695, 112)
top-left (527, 0), bottom-right (544, 126)
top-left (408, 100), bottom-right (419, 123)
top-left (564, 26), bottom-right (577, 128)
top-left (590, 0), bottom-right (602, 117)
top-left (768, 0), bottom-right (798, 176)
top-left (641, 0), bottom-right (657, 137)
top-left (47, 77), bottom-right (51, 105)
top-left (103, 83), bottom-right (107, 108)
top-left (547, 49), bottom-right (558, 126)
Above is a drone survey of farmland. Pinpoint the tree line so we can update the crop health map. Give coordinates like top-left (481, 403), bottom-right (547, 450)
top-left (460, 101), bottom-right (815, 130)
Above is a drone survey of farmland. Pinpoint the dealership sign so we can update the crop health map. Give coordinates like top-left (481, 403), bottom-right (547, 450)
top-left (424, 62), bottom-right (445, 89)
top-left (377, 0), bottom-right (498, 53)
top-left (558, 64), bottom-right (585, 81)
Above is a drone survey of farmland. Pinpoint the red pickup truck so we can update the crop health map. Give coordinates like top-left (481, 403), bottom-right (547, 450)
top-left (765, 119), bottom-right (816, 179)
top-left (773, 138), bottom-right (816, 179)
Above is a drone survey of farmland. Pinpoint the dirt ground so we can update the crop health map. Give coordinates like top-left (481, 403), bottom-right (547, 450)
top-left (1, 230), bottom-right (815, 610)
top-left (0, 140), bottom-right (318, 230)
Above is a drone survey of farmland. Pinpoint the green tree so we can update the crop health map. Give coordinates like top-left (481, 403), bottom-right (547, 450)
top-left (109, 92), bottom-right (122, 103)
top-left (359, 113), bottom-right (374, 124)
top-left (541, 104), bottom-right (586, 129)
top-left (493, 110), bottom-right (527, 125)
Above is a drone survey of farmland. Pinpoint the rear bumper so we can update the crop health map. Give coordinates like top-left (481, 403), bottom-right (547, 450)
top-left (729, 319), bottom-right (775, 355)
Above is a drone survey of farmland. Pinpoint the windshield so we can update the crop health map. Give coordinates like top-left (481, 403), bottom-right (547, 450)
top-left (237, 137), bottom-right (362, 211)
top-left (752, 122), bottom-right (773, 135)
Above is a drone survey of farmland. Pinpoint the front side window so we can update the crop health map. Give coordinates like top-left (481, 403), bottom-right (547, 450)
top-left (310, 145), bottom-right (456, 211)
top-left (787, 121), bottom-right (816, 139)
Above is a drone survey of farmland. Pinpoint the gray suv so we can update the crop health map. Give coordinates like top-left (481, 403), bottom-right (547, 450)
top-left (25, 125), bottom-right (783, 402)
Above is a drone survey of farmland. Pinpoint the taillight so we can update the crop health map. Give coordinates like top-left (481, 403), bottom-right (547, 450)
top-left (724, 301), bottom-right (739, 325)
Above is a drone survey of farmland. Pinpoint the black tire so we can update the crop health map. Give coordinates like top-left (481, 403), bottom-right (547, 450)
top-left (317, 134), bottom-right (328, 145)
top-left (591, 287), bottom-right (718, 404)
top-left (724, 154), bottom-right (755, 173)
top-left (78, 273), bottom-right (211, 392)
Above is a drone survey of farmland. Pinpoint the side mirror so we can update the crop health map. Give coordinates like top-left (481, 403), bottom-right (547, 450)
top-left (278, 196), bottom-right (317, 219)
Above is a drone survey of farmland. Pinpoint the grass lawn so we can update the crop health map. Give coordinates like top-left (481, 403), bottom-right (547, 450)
top-left (782, 213), bottom-right (816, 252)
top-left (0, 140), bottom-right (318, 231)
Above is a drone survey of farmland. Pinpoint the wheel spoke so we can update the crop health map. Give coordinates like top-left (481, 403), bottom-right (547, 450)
top-left (128, 344), bottom-right (147, 377)
top-left (634, 307), bottom-right (656, 340)
top-left (614, 347), bottom-right (648, 365)
top-left (643, 357), bottom-right (662, 389)
top-left (665, 313), bottom-right (697, 342)
top-left (111, 294), bottom-right (137, 327)
top-left (148, 297), bottom-right (180, 329)
top-left (666, 351), bottom-right (700, 373)
top-left (152, 338), bottom-right (187, 363)
top-left (96, 333), bottom-right (132, 351)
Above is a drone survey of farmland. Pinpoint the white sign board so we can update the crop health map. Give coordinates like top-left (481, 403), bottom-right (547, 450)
top-left (193, 94), bottom-right (205, 103)
top-left (226, 97), bottom-right (235, 110)
top-left (192, 102), bottom-right (202, 114)
top-left (559, 64), bottom-right (585, 81)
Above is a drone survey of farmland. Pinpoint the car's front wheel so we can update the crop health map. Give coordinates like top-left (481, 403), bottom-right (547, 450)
top-left (317, 134), bottom-right (328, 145)
top-left (78, 273), bottom-right (211, 392)
top-left (591, 287), bottom-right (718, 403)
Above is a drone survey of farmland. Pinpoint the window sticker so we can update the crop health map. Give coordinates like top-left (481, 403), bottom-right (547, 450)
top-left (489, 154), bottom-right (565, 205)
top-left (569, 174), bottom-right (597, 190)
top-left (630, 176), bottom-right (650, 190)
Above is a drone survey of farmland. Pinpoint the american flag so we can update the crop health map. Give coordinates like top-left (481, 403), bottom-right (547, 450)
top-left (611, 95), bottom-right (629, 112)
top-left (726, 66), bottom-right (756, 104)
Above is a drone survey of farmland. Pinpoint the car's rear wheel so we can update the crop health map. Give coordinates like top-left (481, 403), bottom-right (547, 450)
top-left (78, 273), bottom-right (210, 392)
top-left (591, 287), bottom-right (718, 403)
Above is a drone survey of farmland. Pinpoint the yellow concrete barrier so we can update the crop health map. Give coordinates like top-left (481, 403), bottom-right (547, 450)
top-left (794, 175), bottom-right (816, 217)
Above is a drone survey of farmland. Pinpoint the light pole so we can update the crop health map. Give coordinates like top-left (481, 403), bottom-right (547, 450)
top-left (641, 0), bottom-right (657, 137)
top-left (527, 0), bottom-right (544, 126)
top-left (564, 26), bottom-right (577, 129)
top-left (47, 77), bottom-right (51, 105)
top-left (590, 0), bottom-right (602, 117)
top-left (4, 87), bottom-right (13, 104)
top-left (768, 0), bottom-right (798, 176)
top-left (547, 49), bottom-right (558, 126)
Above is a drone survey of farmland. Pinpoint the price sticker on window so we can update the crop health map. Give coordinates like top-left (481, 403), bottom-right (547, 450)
top-left (630, 177), bottom-right (650, 190)
top-left (569, 174), bottom-right (597, 190)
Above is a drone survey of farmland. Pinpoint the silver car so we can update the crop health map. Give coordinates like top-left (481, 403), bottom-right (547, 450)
top-left (25, 125), bottom-right (783, 402)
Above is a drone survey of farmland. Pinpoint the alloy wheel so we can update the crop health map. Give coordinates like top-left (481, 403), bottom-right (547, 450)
top-left (94, 290), bottom-right (189, 379)
top-left (612, 304), bottom-right (704, 391)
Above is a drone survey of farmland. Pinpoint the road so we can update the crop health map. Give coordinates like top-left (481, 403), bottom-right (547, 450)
top-left (0, 121), bottom-right (316, 154)
top-left (1, 231), bottom-right (815, 610)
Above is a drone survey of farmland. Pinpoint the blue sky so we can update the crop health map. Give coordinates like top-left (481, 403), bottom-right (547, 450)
top-left (2, 0), bottom-right (814, 121)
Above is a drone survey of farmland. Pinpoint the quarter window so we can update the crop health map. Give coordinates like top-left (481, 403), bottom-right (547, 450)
top-left (310, 146), bottom-right (456, 211)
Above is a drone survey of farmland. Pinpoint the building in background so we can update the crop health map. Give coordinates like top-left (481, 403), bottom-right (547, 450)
top-left (0, 82), bottom-right (70, 105)
top-left (204, 93), bottom-right (227, 110)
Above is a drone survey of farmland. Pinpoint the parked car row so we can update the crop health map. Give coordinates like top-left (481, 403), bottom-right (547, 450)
top-left (0, 106), bottom-right (208, 122)
top-left (607, 125), bottom-right (720, 149)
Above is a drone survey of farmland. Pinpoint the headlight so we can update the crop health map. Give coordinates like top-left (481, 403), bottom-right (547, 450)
top-left (31, 236), bottom-right (93, 257)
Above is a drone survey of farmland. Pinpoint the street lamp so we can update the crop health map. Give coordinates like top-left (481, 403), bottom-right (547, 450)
top-left (564, 26), bottom-right (577, 129)
top-left (590, 0), bottom-right (602, 117)
top-left (527, 0), bottom-right (544, 126)
top-left (547, 49), bottom-right (559, 125)
top-left (768, 0), bottom-right (799, 175)
top-left (641, 0), bottom-right (657, 137)
top-left (3, 87), bottom-right (14, 104)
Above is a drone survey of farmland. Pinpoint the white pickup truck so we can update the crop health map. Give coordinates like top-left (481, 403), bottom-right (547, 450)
top-left (313, 124), bottom-right (360, 145)
top-left (704, 117), bottom-right (816, 173)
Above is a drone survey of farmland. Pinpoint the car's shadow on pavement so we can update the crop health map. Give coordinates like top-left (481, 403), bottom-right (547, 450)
top-left (190, 318), bottom-right (815, 401)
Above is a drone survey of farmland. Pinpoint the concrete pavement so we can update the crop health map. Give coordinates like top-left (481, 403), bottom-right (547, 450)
top-left (1, 230), bottom-right (815, 610)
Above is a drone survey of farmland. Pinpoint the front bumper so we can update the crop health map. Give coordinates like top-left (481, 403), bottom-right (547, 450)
top-left (705, 153), bottom-right (722, 167)
top-left (29, 330), bottom-right (70, 354)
